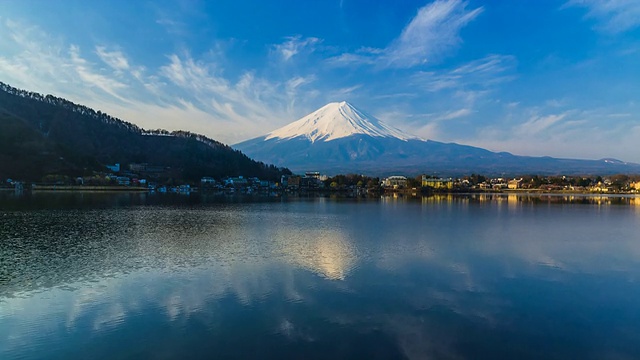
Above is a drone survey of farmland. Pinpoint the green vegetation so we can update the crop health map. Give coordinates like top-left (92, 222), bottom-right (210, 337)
top-left (315, 172), bottom-right (640, 194)
top-left (0, 82), bottom-right (290, 183)
top-left (322, 174), bottom-right (380, 189)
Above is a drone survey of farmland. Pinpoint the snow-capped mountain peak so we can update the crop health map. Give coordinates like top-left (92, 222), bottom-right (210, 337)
top-left (265, 101), bottom-right (418, 143)
top-left (234, 102), bottom-right (640, 175)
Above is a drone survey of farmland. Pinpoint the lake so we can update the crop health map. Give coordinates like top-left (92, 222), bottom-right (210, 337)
top-left (1, 192), bottom-right (640, 359)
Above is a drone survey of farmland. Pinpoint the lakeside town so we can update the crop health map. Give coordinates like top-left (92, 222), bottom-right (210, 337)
top-left (2, 161), bottom-right (640, 195)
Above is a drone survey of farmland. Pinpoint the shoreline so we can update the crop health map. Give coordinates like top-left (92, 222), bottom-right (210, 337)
top-left (30, 185), bottom-right (149, 192)
top-left (2, 185), bottom-right (638, 196)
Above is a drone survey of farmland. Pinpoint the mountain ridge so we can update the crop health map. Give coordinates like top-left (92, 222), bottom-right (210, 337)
top-left (0, 81), bottom-right (290, 182)
top-left (235, 102), bottom-right (640, 176)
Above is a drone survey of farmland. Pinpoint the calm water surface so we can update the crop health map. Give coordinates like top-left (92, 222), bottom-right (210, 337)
top-left (1, 192), bottom-right (640, 359)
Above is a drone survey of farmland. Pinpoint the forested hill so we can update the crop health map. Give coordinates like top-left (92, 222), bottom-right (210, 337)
top-left (0, 81), bottom-right (290, 182)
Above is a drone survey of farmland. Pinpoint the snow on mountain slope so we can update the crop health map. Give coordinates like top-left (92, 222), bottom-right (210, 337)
top-left (265, 101), bottom-right (419, 143)
top-left (233, 101), bottom-right (640, 175)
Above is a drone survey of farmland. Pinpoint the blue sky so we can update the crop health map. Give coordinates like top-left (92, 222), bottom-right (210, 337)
top-left (1, 0), bottom-right (639, 162)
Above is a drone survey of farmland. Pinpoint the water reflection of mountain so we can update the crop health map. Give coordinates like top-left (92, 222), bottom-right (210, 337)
top-left (273, 227), bottom-right (356, 281)
top-left (2, 194), bottom-right (640, 359)
top-left (2, 193), bottom-right (640, 298)
top-left (0, 200), bottom-right (355, 297)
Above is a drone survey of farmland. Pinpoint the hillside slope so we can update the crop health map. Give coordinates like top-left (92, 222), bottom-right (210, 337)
top-left (0, 82), bottom-right (290, 182)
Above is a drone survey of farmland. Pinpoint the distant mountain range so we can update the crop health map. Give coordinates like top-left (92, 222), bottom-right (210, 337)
top-left (0, 82), bottom-right (290, 182)
top-left (234, 101), bottom-right (640, 176)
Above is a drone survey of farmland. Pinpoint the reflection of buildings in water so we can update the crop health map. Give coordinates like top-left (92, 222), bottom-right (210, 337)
top-left (421, 194), bottom-right (454, 204)
top-left (440, 194), bottom-right (453, 203)
top-left (590, 196), bottom-right (611, 206)
top-left (380, 193), bottom-right (408, 203)
top-left (420, 193), bottom-right (640, 210)
top-left (630, 197), bottom-right (640, 216)
top-left (475, 194), bottom-right (497, 203)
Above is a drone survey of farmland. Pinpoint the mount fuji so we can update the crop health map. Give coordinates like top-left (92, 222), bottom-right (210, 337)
top-left (234, 102), bottom-right (640, 176)
top-left (263, 101), bottom-right (417, 143)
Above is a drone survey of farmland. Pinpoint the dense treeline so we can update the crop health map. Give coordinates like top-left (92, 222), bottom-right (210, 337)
top-left (0, 81), bottom-right (290, 182)
top-left (323, 174), bottom-right (380, 188)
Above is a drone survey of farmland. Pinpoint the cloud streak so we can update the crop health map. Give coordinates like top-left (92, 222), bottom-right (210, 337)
top-left (566, 0), bottom-right (640, 33)
top-left (272, 36), bottom-right (321, 61)
top-left (0, 19), bottom-right (317, 144)
top-left (328, 0), bottom-right (483, 69)
top-left (384, 0), bottom-right (483, 67)
top-left (1, 2), bottom-right (639, 162)
top-left (95, 46), bottom-right (130, 71)
top-left (411, 54), bottom-right (516, 92)
top-left (462, 107), bottom-right (640, 161)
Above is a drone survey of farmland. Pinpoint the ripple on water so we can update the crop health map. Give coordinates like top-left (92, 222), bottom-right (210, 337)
top-left (2, 194), bottom-right (640, 360)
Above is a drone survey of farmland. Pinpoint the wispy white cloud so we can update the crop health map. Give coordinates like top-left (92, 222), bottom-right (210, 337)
top-left (348, 55), bottom-right (514, 140)
top-left (272, 36), bottom-right (321, 61)
top-left (399, 108), bottom-right (473, 142)
top-left (462, 107), bottom-right (640, 161)
top-left (157, 54), bottom-right (314, 134)
top-left (69, 45), bottom-right (130, 102)
top-left (607, 113), bottom-right (632, 118)
top-left (0, 20), bottom-right (134, 105)
top-left (155, 17), bottom-right (188, 36)
top-left (0, 19), bottom-right (318, 144)
top-left (566, 0), bottom-right (640, 33)
top-left (0, 19), bottom-right (75, 95)
top-left (371, 93), bottom-right (417, 100)
top-left (451, 54), bottom-right (514, 76)
top-left (328, 0), bottom-right (483, 69)
top-left (2, 5), bottom-right (638, 162)
top-left (326, 84), bottom-right (362, 101)
top-left (412, 54), bottom-right (516, 92)
top-left (384, 0), bottom-right (483, 67)
top-left (517, 113), bottom-right (568, 135)
top-left (0, 12), bottom-right (494, 145)
top-left (284, 75), bottom-right (317, 111)
top-left (286, 75), bottom-right (316, 92)
top-left (434, 108), bottom-right (473, 121)
top-left (95, 46), bottom-right (130, 71)
top-left (325, 52), bottom-right (375, 67)
top-left (347, 54), bottom-right (513, 139)
top-left (416, 122), bottom-right (440, 139)
top-left (160, 54), bottom-right (225, 92)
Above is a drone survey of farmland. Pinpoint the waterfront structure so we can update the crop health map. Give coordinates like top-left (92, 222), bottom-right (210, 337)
top-left (384, 176), bottom-right (407, 189)
top-left (300, 172), bottom-right (324, 189)
top-left (508, 178), bottom-right (522, 190)
top-left (280, 175), bottom-right (290, 187)
top-left (305, 171), bottom-right (328, 181)
top-left (288, 176), bottom-right (301, 188)
top-left (225, 177), bottom-right (248, 187)
top-left (421, 176), bottom-right (453, 189)
top-left (116, 176), bottom-right (130, 186)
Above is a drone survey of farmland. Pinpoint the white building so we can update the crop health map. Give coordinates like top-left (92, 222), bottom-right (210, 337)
top-left (383, 176), bottom-right (407, 189)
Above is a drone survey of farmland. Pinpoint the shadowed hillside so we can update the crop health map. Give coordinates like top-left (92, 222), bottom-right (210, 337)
top-left (0, 82), bottom-right (290, 182)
